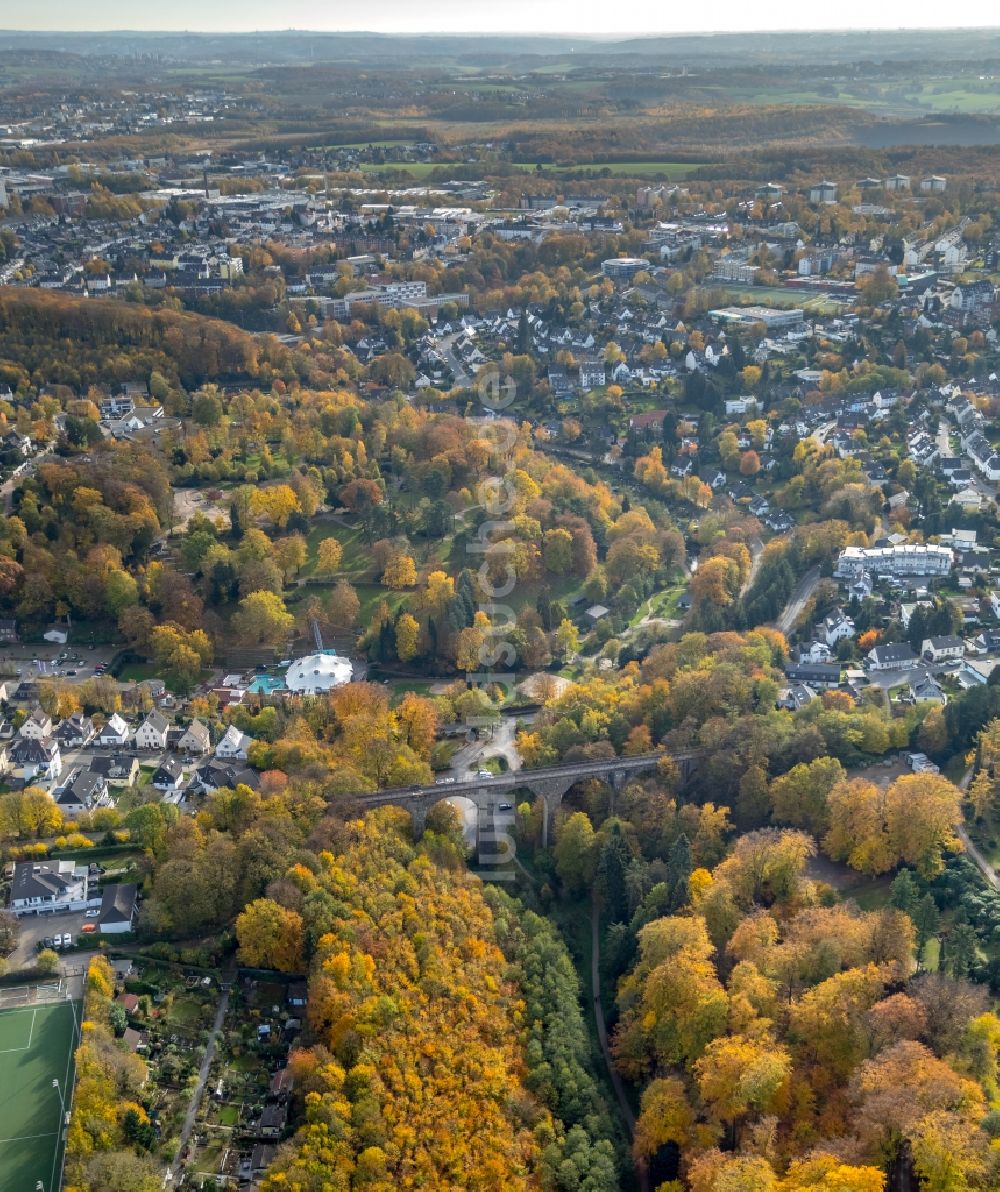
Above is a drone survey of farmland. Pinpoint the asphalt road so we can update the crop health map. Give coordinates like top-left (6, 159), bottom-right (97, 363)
top-left (775, 566), bottom-right (822, 636)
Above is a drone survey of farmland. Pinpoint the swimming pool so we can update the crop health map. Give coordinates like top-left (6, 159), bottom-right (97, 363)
top-left (247, 674), bottom-right (286, 694)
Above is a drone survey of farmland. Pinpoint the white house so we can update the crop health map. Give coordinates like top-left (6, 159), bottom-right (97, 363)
top-left (55, 713), bottom-right (96, 749)
top-left (799, 641), bottom-right (833, 664)
top-left (821, 609), bottom-right (855, 647)
top-left (98, 882), bottom-right (138, 934)
top-left (9, 859), bottom-right (87, 916)
top-left (135, 711), bottom-right (170, 752)
top-left (215, 725), bottom-right (253, 761)
top-left (867, 643), bottom-right (919, 671)
top-left (43, 625), bottom-right (69, 645)
top-left (9, 737), bottom-right (62, 783)
top-left (98, 713), bottom-right (131, 749)
top-left (18, 708), bottom-right (53, 741)
top-left (53, 768), bottom-right (110, 817)
top-left (151, 757), bottom-right (185, 792)
top-left (921, 635), bottom-right (965, 663)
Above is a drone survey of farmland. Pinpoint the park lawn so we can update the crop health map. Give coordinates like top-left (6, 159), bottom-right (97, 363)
top-left (303, 521), bottom-right (372, 579)
top-left (0, 998), bottom-right (79, 1192)
top-left (117, 662), bottom-right (161, 682)
top-left (921, 937), bottom-right (942, 972)
top-left (353, 583), bottom-right (408, 626)
top-left (507, 575), bottom-right (582, 615)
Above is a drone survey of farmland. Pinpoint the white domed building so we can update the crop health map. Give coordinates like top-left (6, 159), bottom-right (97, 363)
top-left (284, 653), bottom-right (354, 695)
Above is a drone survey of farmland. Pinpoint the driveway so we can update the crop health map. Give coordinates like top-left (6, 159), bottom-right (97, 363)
top-left (8, 909), bottom-right (93, 972)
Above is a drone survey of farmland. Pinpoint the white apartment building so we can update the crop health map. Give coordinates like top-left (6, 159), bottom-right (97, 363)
top-left (834, 543), bottom-right (953, 579)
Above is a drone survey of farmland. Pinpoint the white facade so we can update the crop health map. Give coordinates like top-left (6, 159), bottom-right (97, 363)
top-left (835, 544), bottom-right (953, 579)
top-left (285, 653), bottom-right (353, 695)
top-left (215, 725), bottom-right (253, 761)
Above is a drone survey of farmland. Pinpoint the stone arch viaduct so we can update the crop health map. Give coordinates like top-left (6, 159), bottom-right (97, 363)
top-left (354, 750), bottom-right (703, 847)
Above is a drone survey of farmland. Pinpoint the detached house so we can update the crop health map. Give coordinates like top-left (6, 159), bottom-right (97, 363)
top-left (55, 713), bottom-right (96, 749)
top-left (135, 711), bottom-right (170, 752)
top-left (18, 707), bottom-right (53, 741)
top-left (98, 713), bottom-right (131, 749)
top-left (98, 882), bottom-right (138, 934)
top-left (867, 643), bottom-right (918, 672)
top-left (177, 720), bottom-right (210, 755)
top-left (53, 768), bottom-right (110, 817)
top-left (89, 753), bottom-right (140, 788)
top-left (151, 757), bottom-right (185, 793)
top-left (215, 725), bottom-right (253, 761)
top-left (9, 737), bottom-right (62, 783)
top-left (921, 635), bottom-right (965, 663)
top-left (821, 609), bottom-right (855, 647)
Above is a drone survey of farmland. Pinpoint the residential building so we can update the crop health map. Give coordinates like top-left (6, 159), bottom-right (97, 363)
top-left (834, 544), bottom-right (953, 579)
top-left (190, 760), bottom-right (260, 795)
top-left (135, 711), bottom-right (170, 751)
top-left (18, 707), bottom-right (53, 741)
top-left (215, 725), bottom-right (253, 761)
top-left (821, 609), bottom-right (855, 647)
top-left (809, 180), bottom-right (838, 203)
top-left (98, 882), bottom-right (138, 934)
top-left (9, 859), bottom-right (86, 915)
top-left (9, 737), bottom-right (62, 782)
top-left (98, 713), bottom-right (131, 748)
top-left (867, 643), bottom-right (919, 671)
top-left (55, 713), bottom-right (96, 749)
top-left (921, 635), bottom-right (965, 663)
top-left (177, 719), bottom-right (211, 755)
top-left (89, 753), bottom-right (140, 787)
top-left (783, 662), bottom-right (841, 688)
top-left (53, 768), bottom-right (109, 816)
top-left (151, 757), bottom-right (185, 792)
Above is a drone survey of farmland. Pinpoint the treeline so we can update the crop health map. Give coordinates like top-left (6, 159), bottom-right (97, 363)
top-left (64, 955), bottom-right (160, 1192)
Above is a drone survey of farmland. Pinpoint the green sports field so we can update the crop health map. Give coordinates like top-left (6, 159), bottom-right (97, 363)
top-left (0, 998), bottom-right (79, 1192)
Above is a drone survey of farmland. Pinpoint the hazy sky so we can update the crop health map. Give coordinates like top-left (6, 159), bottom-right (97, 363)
top-left (8, 0), bottom-right (1000, 33)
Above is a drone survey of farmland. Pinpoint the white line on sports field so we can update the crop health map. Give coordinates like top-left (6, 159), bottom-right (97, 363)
top-left (0, 1131), bottom-right (58, 1144)
top-left (51, 998), bottom-right (80, 1192)
top-left (0, 1007), bottom-right (37, 1054)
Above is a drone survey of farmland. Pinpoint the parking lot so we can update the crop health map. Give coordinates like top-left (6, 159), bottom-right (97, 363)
top-left (8, 908), bottom-right (95, 971)
top-left (0, 643), bottom-right (118, 684)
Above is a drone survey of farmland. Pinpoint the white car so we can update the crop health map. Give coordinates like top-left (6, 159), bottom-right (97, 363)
top-left (84, 909), bottom-right (100, 918)
top-left (60, 933), bottom-right (72, 948)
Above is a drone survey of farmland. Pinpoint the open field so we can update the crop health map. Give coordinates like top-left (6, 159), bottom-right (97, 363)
top-left (0, 997), bottom-right (80, 1192)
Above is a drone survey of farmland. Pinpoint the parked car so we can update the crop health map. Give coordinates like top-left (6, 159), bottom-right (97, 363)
top-left (60, 933), bottom-right (72, 948)
top-left (81, 924), bottom-right (97, 935)
top-left (84, 908), bottom-right (100, 918)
